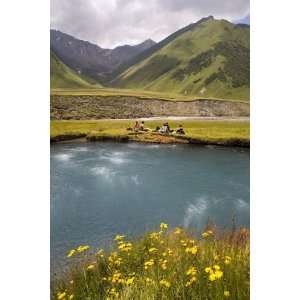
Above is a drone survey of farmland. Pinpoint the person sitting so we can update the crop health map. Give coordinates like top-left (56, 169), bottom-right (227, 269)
top-left (139, 121), bottom-right (145, 131)
top-left (133, 121), bottom-right (140, 132)
top-left (153, 126), bottom-right (160, 132)
top-left (159, 123), bottom-right (169, 134)
top-left (139, 121), bottom-right (151, 132)
top-left (175, 124), bottom-right (185, 135)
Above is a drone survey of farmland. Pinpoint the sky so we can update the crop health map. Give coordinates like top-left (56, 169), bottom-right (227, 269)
top-left (51, 0), bottom-right (250, 49)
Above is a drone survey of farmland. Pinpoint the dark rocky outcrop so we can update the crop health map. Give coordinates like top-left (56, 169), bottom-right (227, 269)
top-left (51, 95), bottom-right (250, 120)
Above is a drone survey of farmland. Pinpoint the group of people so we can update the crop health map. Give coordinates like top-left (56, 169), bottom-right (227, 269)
top-left (130, 121), bottom-right (185, 135)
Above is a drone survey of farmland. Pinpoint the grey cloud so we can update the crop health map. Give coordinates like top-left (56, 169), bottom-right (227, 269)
top-left (51, 0), bottom-right (249, 48)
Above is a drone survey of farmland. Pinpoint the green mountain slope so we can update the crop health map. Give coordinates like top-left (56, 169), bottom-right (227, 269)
top-left (114, 17), bottom-right (250, 101)
top-left (50, 51), bottom-right (101, 89)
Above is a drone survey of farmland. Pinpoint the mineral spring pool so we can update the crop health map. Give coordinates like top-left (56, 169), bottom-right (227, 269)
top-left (51, 142), bottom-right (249, 271)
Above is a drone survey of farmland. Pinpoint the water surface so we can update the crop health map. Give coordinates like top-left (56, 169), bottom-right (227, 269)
top-left (51, 142), bottom-right (249, 270)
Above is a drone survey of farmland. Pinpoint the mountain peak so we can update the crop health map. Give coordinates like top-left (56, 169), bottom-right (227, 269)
top-left (139, 39), bottom-right (156, 48)
top-left (142, 38), bottom-right (156, 44)
top-left (196, 15), bottom-right (214, 24)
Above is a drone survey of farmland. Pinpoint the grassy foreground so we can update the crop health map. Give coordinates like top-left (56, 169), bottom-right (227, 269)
top-left (50, 119), bottom-right (250, 147)
top-left (52, 224), bottom-right (249, 300)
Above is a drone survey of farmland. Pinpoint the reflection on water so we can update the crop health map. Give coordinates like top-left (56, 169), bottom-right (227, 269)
top-left (51, 142), bottom-right (249, 271)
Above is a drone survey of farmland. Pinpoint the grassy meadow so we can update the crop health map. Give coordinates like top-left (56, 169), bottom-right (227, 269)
top-left (51, 88), bottom-right (249, 103)
top-left (50, 119), bottom-right (250, 146)
top-left (52, 224), bottom-right (249, 300)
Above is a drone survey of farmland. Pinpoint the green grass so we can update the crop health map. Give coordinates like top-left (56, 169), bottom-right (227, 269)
top-left (50, 119), bottom-right (250, 146)
top-left (50, 51), bottom-right (102, 89)
top-left (51, 224), bottom-right (250, 300)
top-left (114, 19), bottom-right (250, 101)
top-left (50, 87), bottom-right (248, 103)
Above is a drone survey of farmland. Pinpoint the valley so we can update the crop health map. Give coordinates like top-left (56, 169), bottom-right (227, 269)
top-left (51, 17), bottom-right (250, 101)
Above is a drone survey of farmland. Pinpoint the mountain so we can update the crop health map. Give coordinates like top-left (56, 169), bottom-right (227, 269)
top-left (50, 30), bottom-right (156, 83)
top-left (113, 17), bottom-right (250, 101)
top-left (50, 51), bottom-right (101, 89)
top-left (235, 14), bottom-right (250, 25)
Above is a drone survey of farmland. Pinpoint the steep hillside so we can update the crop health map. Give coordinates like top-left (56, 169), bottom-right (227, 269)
top-left (50, 30), bottom-right (155, 82)
top-left (114, 17), bottom-right (250, 101)
top-left (50, 51), bottom-right (100, 89)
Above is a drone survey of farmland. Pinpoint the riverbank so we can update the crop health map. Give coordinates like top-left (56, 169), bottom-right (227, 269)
top-left (50, 119), bottom-right (250, 147)
top-left (51, 224), bottom-right (250, 300)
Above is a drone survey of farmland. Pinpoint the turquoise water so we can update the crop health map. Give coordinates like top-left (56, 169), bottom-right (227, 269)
top-left (51, 142), bottom-right (249, 270)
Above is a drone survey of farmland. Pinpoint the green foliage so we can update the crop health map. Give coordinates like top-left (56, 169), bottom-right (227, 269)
top-left (204, 69), bottom-right (227, 86)
top-left (214, 42), bottom-right (250, 88)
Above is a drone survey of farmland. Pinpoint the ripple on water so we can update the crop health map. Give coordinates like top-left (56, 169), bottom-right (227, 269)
top-left (54, 153), bottom-right (74, 161)
top-left (90, 166), bottom-right (117, 181)
top-left (183, 197), bottom-right (208, 228)
top-left (100, 151), bottom-right (131, 164)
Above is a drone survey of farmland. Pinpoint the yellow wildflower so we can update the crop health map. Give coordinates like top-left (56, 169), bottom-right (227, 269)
top-left (174, 227), bottom-right (182, 234)
top-left (167, 248), bottom-right (173, 256)
top-left (149, 232), bottom-right (160, 240)
top-left (146, 277), bottom-right (154, 284)
top-left (205, 265), bottom-right (223, 281)
top-left (108, 288), bottom-right (119, 297)
top-left (202, 232), bottom-right (209, 238)
top-left (160, 259), bottom-right (168, 270)
top-left (215, 270), bottom-right (223, 279)
top-left (185, 276), bottom-right (197, 287)
top-left (114, 234), bottom-right (125, 241)
top-left (87, 264), bottom-right (95, 271)
top-left (113, 258), bottom-right (122, 266)
top-left (160, 223), bottom-right (168, 230)
top-left (186, 266), bottom-right (197, 276)
top-left (180, 240), bottom-right (187, 247)
top-left (67, 249), bottom-right (76, 258)
top-left (118, 242), bottom-right (132, 252)
top-left (224, 256), bottom-right (232, 265)
top-left (126, 277), bottom-right (135, 286)
top-left (111, 272), bottom-right (122, 284)
top-left (224, 291), bottom-right (230, 297)
top-left (185, 246), bottom-right (198, 255)
top-left (69, 295), bottom-right (74, 300)
top-left (108, 252), bottom-right (118, 263)
top-left (144, 259), bottom-right (154, 270)
top-left (209, 273), bottom-right (217, 281)
top-left (160, 279), bottom-right (171, 288)
top-left (70, 280), bottom-right (74, 284)
top-left (57, 292), bottom-right (66, 300)
top-left (96, 249), bottom-right (104, 257)
top-left (77, 245), bottom-right (90, 253)
top-left (149, 247), bottom-right (158, 253)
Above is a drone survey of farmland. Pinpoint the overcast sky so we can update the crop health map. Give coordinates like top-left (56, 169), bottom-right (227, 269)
top-left (51, 0), bottom-right (249, 49)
